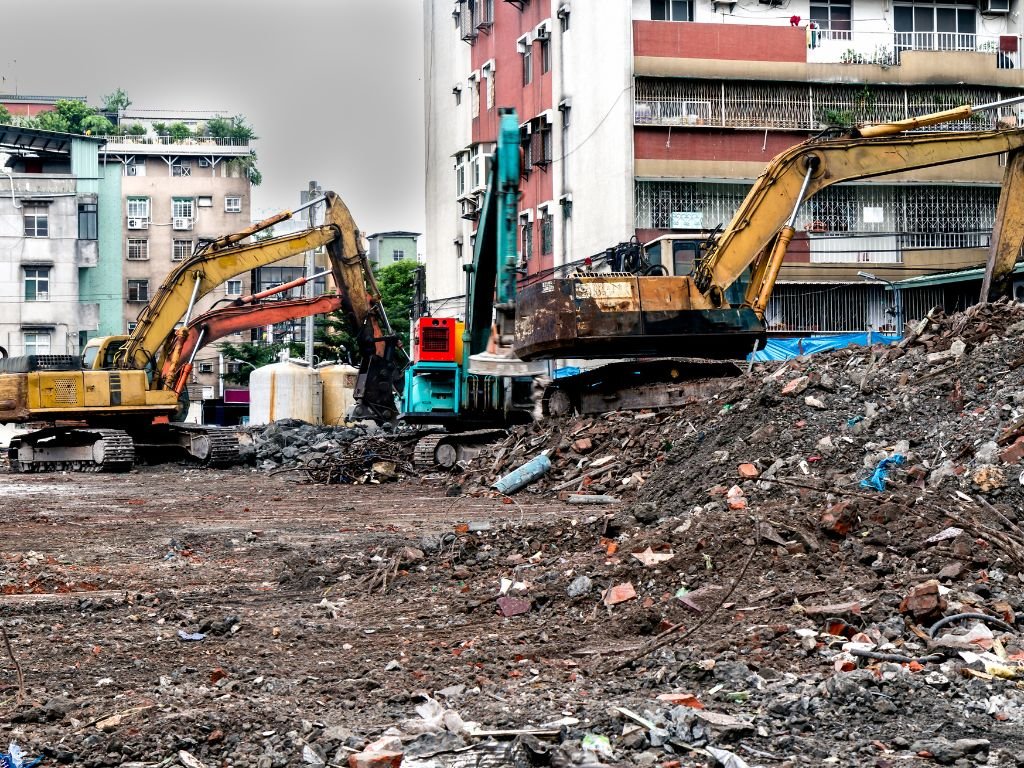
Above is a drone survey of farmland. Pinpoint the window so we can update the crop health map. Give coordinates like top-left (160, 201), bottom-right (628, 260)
top-left (171, 162), bottom-right (191, 177)
top-left (172, 240), bottom-right (194, 261)
top-left (23, 331), bottom-right (50, 356)
top-left (520, 39), bottom-right (533, 85)
top-left (226, 279), bottom-right (242, 296)
top-left (197, 362), bottom-right (214, 374)
top-left (651, 0), bottom-right (694, 21)
top-left (225, 196), bottom-right (242, 213)
top-left (810, 0), bottom-right (852, 39)
top-left (227, 362), bottom-right (243, 375)
top-left (453, 85), bottom-right (462, 106)
top-left (540, 38), bottom-right (551, 74)
top-left (481, 62), bottom-right (495, 110)
top-left (520, 213), bottom-right (534, 263)
top-left (558, 3), bottom-right (570, 32)
top-left (78, 202), bottom-right (98, 240)
top-left (23, 203), bottom-right (48, 238)
top-left (540, 206), bottom-right (553, 255)
top-left (392, 249), bottom-right (405, 262)
top-left (127, 197), bottom-right (150, 219)
top-left (24, 267), bottom-right (50, 302)
top-left (894, 2), bottom-right (977, 51)
top-left (128, 279), bottom-right (149, 303)
top-left (127, 239), bottom-right (149, 260)
top-left (172, 197), bottom-right (194, 219)
top-left (469, 73), bottom-right (480, 118)
top-left (533, 118), bottom-right (553, 167)
top-left (127, 322), bottom-right (138, 335)
top-left (521, 125), bottom-right (533, 176)
top-left (455, 151), bottom-right (468, 198)
top-left (124, 161), bottom-right (144, 177)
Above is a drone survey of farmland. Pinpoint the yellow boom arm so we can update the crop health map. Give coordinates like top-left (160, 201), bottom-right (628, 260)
top-left (693, 128), bottom-right (1024, 316)
top-left (118, 191), bottom-right (379, 373)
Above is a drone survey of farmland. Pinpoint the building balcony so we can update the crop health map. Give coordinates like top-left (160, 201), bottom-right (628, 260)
top-left (634, 20), bottom-right (1024, 87)
top-left (97, 135), bottom-right (251, 156)
top-left (808, 29), bottom-right (1020, 70)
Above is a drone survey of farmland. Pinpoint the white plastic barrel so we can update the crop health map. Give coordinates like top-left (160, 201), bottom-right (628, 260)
top-left (248, 360), bottom-right (323, 426)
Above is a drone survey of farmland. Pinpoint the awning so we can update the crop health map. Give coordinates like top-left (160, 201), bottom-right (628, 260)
top-left (893, 262), bottom-right (1024, 289)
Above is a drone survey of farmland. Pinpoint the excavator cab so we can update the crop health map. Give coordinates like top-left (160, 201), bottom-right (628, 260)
top-left (82, 336), bottom-right (129, 370)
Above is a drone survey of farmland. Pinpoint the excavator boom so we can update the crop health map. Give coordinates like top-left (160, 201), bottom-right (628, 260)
top-left (516, 122), bottom-right (1024, 362)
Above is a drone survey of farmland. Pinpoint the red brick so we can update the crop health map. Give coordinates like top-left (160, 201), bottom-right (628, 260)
top-left (349, 752), bottom-right (403, 768)
top-left (738, 463), bottom-right (759, 479)
top-left (899, 579), bottom-right (946, 621)
top-left (999, 436), bottom-right (1024, 464)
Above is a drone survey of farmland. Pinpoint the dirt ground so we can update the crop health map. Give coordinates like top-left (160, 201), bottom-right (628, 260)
top-left (3, 456), bottom-right (1024, 768)
top-left (7, 303), bottom-right (1024, 767)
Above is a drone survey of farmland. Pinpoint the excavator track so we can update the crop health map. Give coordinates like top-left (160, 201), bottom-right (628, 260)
top-left (413, 429), bottom-right (508, 470)
top-left (7, 428), bottom-right (135, 473)
top-left (134, 424), bottom-right (241, 467)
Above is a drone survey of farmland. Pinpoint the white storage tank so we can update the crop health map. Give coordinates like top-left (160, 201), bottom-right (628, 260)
top-left (248, 359), bottom-right (323, 426)
top-left (319, 362), bottom-right (359, 426)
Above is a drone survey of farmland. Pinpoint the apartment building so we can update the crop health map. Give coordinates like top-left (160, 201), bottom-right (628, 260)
top-left (367, 231), bottom-right (421, 268)
top-left (424, 0), bottom-right (1024, 334)
top-left (0, 125), bottom-right (115, 357)
top-left (97, 110), bottom-right (253, 394)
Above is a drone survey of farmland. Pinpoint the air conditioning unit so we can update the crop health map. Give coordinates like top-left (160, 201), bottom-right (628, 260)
top-left (983, 0), bottom-right (1011, 13)
top-left (198, 157), bottom-right (211, 167)
top-left (125, 165), bottom-right (138, 176)
top-left (172, 217), bottom-right (193, 231)
top-left (534, 26), bottom-right (550, 41)
top-left (127, 217), bottom-right (149, 230)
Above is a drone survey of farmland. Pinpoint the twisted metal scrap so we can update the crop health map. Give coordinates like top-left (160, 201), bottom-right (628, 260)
top-left (301, 437), bottom-right (416, 484)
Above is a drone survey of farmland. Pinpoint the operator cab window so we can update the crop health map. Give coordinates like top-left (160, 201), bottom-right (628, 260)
top-left (672, 241), bottom-right (698, 276)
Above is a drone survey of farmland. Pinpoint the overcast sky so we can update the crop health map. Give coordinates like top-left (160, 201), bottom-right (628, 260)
top-left (1, 0), bottom-right (426, 238)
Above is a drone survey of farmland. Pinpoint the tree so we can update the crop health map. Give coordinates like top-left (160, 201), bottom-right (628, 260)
top-left (375, 260), bottom-right (420, 348)
top-left (217, 342), bottom-right (287, 386)
top-left (167, 122), bottom-right (193, 141)
top-left (101, 88), bottom-right (132, 116)
top-left (319, 260), bottom-right (422, 366)
top-left (228, 150), bottom-right (263, 186)
top-left (32, 110), bottom-right (71, 133)
top-left (0, 104), bottom-right (11, 124)
top-left (204, 114), bottom-right (257, 142)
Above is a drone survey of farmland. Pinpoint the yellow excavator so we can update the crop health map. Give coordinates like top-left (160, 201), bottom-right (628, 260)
top-left (0, 191), bottom-right (401, 471)
top-left (515, 98), bottom-right (1024, 391)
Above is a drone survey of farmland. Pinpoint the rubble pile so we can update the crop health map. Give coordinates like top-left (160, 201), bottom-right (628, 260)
top-left (637, 298), bottom-right (1024, 515)
top-left (242, 418), bottom-right (417, 484)
top-left (7, 301), bottom-right (1024, 766)
top-left (462, 409), bottom-right (676, 500)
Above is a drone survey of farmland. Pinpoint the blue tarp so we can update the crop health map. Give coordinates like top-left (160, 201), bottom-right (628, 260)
top-left (549, 332), bottom-right (899, 378)
top-left (749, 332), bottom-right (900, 362)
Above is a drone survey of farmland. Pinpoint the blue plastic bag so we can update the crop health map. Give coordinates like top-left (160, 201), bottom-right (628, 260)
top-left (860, 454), bottom-right (905, 492)
top-left (1, 742), bottom-right (42, 768)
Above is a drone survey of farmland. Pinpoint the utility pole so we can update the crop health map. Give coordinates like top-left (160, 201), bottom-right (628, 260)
top-left (303, 180), bottom-right (322, 364)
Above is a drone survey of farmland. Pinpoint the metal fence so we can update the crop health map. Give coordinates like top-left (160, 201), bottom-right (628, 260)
top-left (636, 180), bottom-right (1001, 250)
top-left (634, 79), bottom-right (1021, 131)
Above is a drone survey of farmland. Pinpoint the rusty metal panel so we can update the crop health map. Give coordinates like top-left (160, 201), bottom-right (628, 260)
top-left (515, 275), bottom-right (767, 361)
top-left (0, 374), bottom-right (31, 422)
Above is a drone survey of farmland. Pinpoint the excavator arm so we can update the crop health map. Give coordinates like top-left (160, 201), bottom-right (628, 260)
top-left (159, 295), bottom-right (345, 393)
top-left (516, 101), bottom-right (1024, 362)
top-left (116, 190), bottom-right (400, 420)
top-left (695, 128), bottom-right (1024, 316)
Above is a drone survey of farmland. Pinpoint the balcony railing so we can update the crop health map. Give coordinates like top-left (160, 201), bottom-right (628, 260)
top-left (95, 135), bottom-right (250, 147)
top-left (634, 79), bottom-right (1021, 132)
top-left (807, 28), bottom-right (1021, 68)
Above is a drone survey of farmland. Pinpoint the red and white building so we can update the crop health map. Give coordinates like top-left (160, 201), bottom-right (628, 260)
top-left (424, 0), bottom-right (1024, 332)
